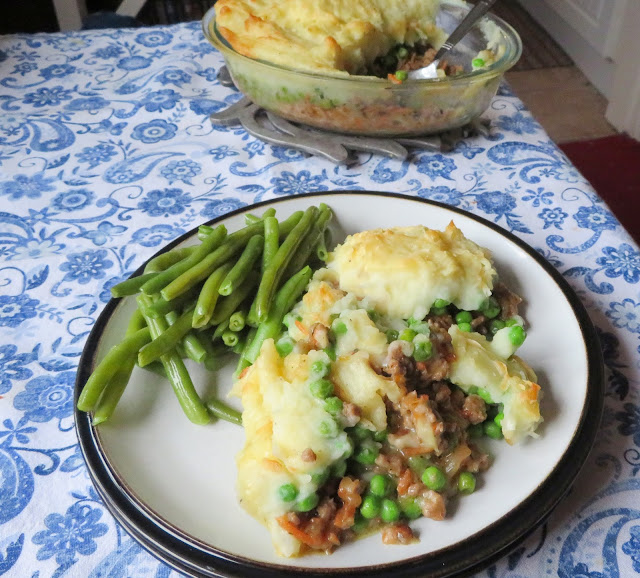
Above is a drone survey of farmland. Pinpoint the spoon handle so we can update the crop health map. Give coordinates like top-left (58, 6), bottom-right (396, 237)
top-left (435, 0), bottom-right (499, 60)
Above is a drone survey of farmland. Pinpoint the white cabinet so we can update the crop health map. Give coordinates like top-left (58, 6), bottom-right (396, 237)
top-left (546, 0), bottom-right (623, 58)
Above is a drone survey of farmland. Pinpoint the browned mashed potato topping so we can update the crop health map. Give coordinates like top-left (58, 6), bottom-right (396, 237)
top-left (214, 0), bottom-right (446, 75)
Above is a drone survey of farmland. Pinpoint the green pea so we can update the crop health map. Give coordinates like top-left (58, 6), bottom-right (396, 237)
top-left (399, 328), bottom-right (417, 342)
top-left (373, 429), bottom-right (388, 443)
top-left (408, 319), bottom-right (430, 334)
top-left (380, 499), bottom-right (401, 523)
top-left (323, 344), bottom-right (336, 361)
top-left (508, 325), bottom-right (526, 346)
top-left (433, 299), bottom-right (450, 308)
top-left (319, 419), bottom-right (339, 437)
top-left (396, 46), bottom-right (409, 58)
top-left (472, 57), bottom-right (486, 67)
top-left (360, 495), bottom-right (381, 519)
top-left (395, 70), bottom-right (408, 81)
top-left (278, 483), bottom-right (298, 502)
top-left (333, 460), bottom-right (347, 478)
top-left (349, 425), bottom-right (373, 442)
top-left (332, 319), bottom-right (348, 336)
top-left (275, 335), bottom-right (294, 357)
top-left (310, 378), bottom-right (334, 399)
top-left (489, 319), bottom-right (506, 335)
top-left (421, 466), bottom-right (446, 491)
top-left (408, 455), bottom-right (430, 475)
top-left (351, 514), bottom-right (369, 533)
top-left (311, 469), bottom-right (330, 486)
top-left (484, 420), bottom-right (503, 439)
top-left (458, 472), bottom-right (476, 494)
top-left (480, 296), bottom-right (501, 319)
top-left (494, 412), bottom-right (504, 427)
top-left (324, 396), bottom-right (343, 415)
top-left (367, 309), bottom-right (379, 322)
top-left (458, 322), bottom-right (472, 333)
top-left (475, 388), bottom-right (493, 404)
top-left (455, 311), bottom-right (473, 324)
top-left (297, 493), bottom-right (319, 512)
top-left (398, 496), bottom-right (422, 520)
top-left (355, 444), bottom-right (379, 465)
top-left (311, 360), bottom-right (330, 378)
top-left (369, 474), bottom-right (390, 497)
top-left (386, 329), bottom-right (399, 343)
top-left (505, 318), bottom-right (519, 327)
top-left (487, 403), bottom-right (502, 420)
top-left (467, 423), bottom-right (484, 439)
top-left (413, 340), bottom-right (433, 362)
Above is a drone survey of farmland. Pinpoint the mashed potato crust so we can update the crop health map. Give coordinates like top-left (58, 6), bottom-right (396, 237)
top-left (328, 222), bottom-right (496, 320)
top-left (214, 0), bottom-right (444, 75)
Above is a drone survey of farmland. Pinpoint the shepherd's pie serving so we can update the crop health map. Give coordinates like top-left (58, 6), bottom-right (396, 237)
top-left (231, 223), bottom-right (542, 557)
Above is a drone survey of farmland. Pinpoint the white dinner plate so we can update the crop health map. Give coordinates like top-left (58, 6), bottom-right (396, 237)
top-left (75, 192), bottom-right (604, 577)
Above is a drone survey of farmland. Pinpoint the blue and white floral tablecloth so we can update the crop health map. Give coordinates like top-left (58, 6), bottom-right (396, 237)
top-left (1, 20), bottom-right (639, 578)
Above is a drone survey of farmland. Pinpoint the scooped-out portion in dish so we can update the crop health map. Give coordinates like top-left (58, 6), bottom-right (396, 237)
top-left (230, 223), bottom-right (543, 557)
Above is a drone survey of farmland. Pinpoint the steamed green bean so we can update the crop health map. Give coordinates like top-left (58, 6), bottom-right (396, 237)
top-left (222, 329), bottom-right (240, 348)
top-left (161, 222), bottom-right (265, 301)
top-left (192, 262), bottom-right (233, 328)
top-left (145, 286), bottom-right (199, 318)
top-left (243, 265), bottom-right (313, 363)
top-left (262, 216), bottom-right (279, 274)
top-left (210, 270), bottom-right (259, 326)
top-left (137, 307), bottom-right (195, 367)
top-left (284, 205), bottom-right (332, 277)
top-left (212, 318), bottom-right (230, 341)
top-left (137, 294), bottom-right (210, 425)
top-left (254, 207), bottom-right (317, 322)
top-left (145, 246), bottom-right (198, 274)
top-left (77, 327), bottom-right (151, 412)
top-left (219, 234), bottom-right (263, 296)
top-left (141, 224), bottom-right (227, 296)
top-left (80, 203), bottom-right (334, 428)
top-left (91, 356), bottom-right (136, 425)
top-left (229, 310), bottom-right (246, 332)
top-left (206, 398), bottom-right (242, 425)
top-left (110, 272), bottom-right (158, 298)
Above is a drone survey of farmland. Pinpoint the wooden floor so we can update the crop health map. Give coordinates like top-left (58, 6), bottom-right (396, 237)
top-left (506, 67), bottom-right (617, 144)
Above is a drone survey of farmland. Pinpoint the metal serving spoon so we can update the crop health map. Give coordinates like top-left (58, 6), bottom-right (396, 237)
top-left (408, 0), bottom-right (499, 80)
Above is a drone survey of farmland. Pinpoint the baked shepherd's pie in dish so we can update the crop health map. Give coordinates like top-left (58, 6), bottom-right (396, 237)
top-left (203, 1), bottom-right (523, 135)
top-left (231, 223), bottom-right (542, 557)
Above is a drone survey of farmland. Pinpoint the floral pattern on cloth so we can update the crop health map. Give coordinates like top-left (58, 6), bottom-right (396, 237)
top-left (0, 20), bottom-right (639, 578)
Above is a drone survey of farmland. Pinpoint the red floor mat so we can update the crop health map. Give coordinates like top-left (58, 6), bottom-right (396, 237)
top-left (560, 134), bottom-right (640, 243)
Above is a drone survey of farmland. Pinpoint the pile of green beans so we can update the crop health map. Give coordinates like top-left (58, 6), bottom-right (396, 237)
top-left (77, 204), bottom-right (333, 427)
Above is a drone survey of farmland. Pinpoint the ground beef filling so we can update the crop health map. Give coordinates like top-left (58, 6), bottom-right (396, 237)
top-left (279, 345), bottom-right (490, 553)
top-left (278, 290), bottom-right (521, 552)
top-left (493, 282), bottom-right (523, 320)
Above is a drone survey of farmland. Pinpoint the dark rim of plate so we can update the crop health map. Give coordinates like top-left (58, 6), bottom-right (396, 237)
top-left (75, 191), bottom-right (604, 578)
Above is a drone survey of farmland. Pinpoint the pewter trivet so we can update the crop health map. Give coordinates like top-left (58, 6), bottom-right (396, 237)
top-left (212, 66), bottom-right (492, 164)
